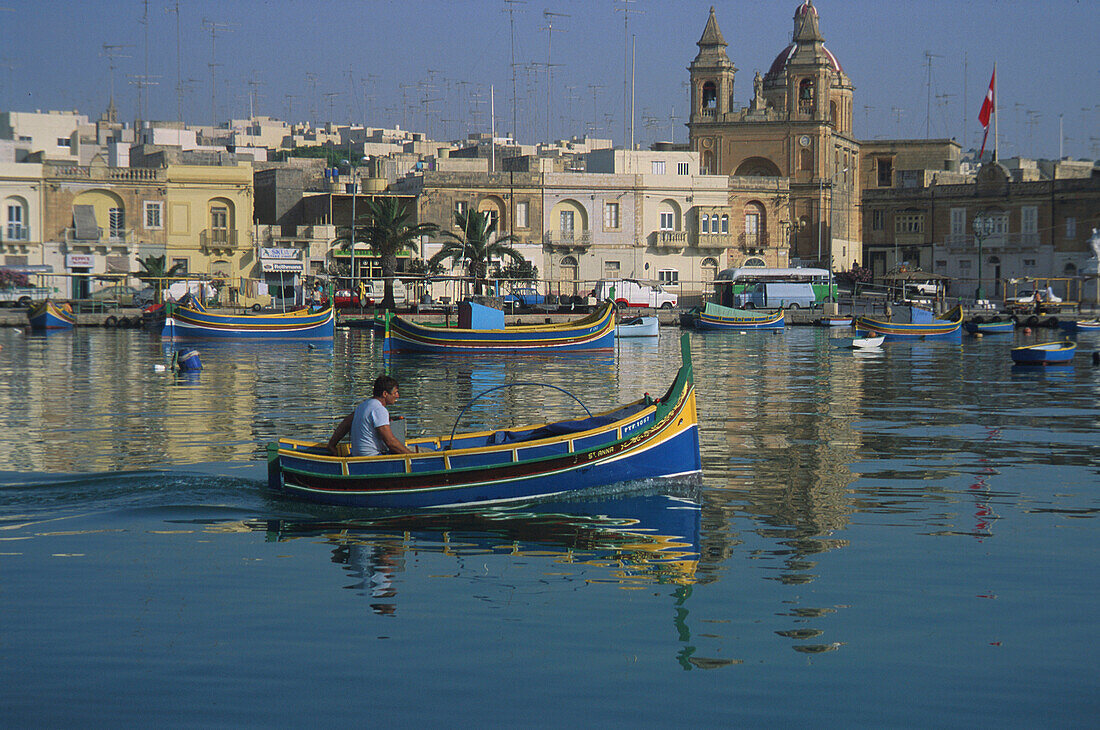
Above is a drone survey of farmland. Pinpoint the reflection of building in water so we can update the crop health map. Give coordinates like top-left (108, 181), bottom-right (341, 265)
top-left (694, 334), bottom-right (863, 581)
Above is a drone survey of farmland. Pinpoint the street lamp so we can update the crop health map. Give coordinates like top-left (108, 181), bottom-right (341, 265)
top-left (818, 166), bottom-right (848, 268)
top-left (971, 212), bottom-right (996, 301)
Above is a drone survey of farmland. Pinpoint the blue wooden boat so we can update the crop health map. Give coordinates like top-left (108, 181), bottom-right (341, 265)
top-left (1010, 340), bottom-right (1076, 365)
top-left (27, 300), bottom-right (76, 330)
top-left (266, 333), bottom-right (702, 509)
top-left (162, 298), bottom-right (335, 339)
top-left (1058, 318), bottom-right (1100, 333)
top-left (963, 318), bottom-right (1014, 334)
top-left (694, 302), bottom-right (785, 330)
top-left (383, 302), bottom-right (616, 353)
top-left (816, 316), bottom-right (853, 327)
top-left (855, 305), bottom-right (962, 339)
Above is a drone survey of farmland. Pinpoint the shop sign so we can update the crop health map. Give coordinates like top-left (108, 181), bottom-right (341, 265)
top-left (260, 247), bottom-right (304, 272)
top-left (66, 254), bottom-right (94, 268)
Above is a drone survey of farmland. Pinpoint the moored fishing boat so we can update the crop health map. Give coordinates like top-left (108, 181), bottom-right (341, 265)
top-left (855, 305), bottom-right (962, 339)
top-left (693, 302), bottom-right (785, 330)
top-left (383, 301), bottom-right (615, 353)
top-left (266, 333), bottom-right (702, 509)
top-left (963, 318), bottom-right (1014, 334)
top-left (816, 315), bottom-right (853, 327)
top-left (162, 298), bottom-right (335, 339)
top-left (27, 300), bottom-right (76, 330)
top-left (1057, 318), bottom-right (1100, 333)
top-left (615, 315), bottom-right (659, 338)
top-left (1010, 340), bottom-right (1076, 365)
top-left (835, 334), bottom-right (885, 349)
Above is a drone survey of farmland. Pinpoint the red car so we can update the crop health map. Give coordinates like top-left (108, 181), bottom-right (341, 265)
top-left (332, 289), bottom-right (360, 307)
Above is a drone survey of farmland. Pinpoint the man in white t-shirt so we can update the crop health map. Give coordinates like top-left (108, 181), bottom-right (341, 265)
top-left (327, 374), bottom-right (413, 457)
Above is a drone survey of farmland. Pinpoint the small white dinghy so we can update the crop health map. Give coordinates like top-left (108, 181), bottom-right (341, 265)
top-left (615, 315), bottom-right (659, 338)
top-left (836, 334), bottom-right (885, 349)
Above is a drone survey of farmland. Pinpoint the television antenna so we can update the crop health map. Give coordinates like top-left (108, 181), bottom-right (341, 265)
top-left (541, 9), bottom-right (569, 143)
top-left (615, 0), bottom-right (643, 146)
top-left (100, 43), bottom-right (133, 113)
top-left (202, 18), bottom-right (237, 128)
top-left (923, 51), bottom-right (943, 138)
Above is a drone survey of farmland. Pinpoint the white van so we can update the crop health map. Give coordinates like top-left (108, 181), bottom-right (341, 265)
top-left (736, 282), bottom-right (816, 309)
top-left (361, 279), bottom-right (409, 307)
top-left (593, 278), bottom-right (677, 309)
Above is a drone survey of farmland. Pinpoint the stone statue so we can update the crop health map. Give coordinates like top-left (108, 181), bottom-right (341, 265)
top-left (750, 71), bottom-right (765, 112)
top-left (1089, 227), bottom-right (1100, 260)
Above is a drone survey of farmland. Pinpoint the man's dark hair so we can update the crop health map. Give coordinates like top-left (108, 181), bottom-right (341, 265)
top-left (373, 374), bottom-right (399, 397)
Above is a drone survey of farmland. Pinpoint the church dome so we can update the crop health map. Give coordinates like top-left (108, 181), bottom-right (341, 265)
top-left (764, 1), bottom-right (842, 78)
top-left (766, 42), bottom-right (843, 77)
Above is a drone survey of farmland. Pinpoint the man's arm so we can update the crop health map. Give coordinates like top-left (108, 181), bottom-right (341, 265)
top-left (376, 423), bottom-right (413, 454)
top-left (326, 412), bottom-right (354, 455)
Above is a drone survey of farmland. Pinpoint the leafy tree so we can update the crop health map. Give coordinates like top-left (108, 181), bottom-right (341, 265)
top-left (498, 259), bottom-right (538, 281)
top-left (331, 198), bottom-right (438, 309)
top-left (136, 255), bottom-right (187, 302)
top-left (428, 210), bottom-right (527, 295)
top-left (406, 257), bottom-right (445, 277)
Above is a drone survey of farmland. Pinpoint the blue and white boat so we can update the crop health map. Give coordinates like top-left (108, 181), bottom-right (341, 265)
top-left (162, 298), bottom-right (334, 339)
top-left (1010, 341), bottom-right (1076, 365)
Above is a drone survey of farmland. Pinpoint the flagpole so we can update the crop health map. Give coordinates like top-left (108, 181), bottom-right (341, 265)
top-left (993, 62), bottom-right (998, 161)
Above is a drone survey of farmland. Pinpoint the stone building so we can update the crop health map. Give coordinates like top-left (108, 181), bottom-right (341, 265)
top-left (687, 1), bottom-right (859, 271)
top-left (862, 158), bottom-right (1100, 300)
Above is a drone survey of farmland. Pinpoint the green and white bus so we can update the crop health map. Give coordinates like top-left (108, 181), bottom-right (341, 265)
top-left (713, 267), bottom-right (837, 306)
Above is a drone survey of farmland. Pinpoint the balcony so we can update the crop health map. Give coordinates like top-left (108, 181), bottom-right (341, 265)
top-left (201, 228), bottom-right (239, 251)
top-left (652, 230), bottom-right (688, 249)
top-left (694, 232), bottom-right (734, 249)
top-left (543, 230), bottom-right (591, 248)
top-left (736, 232), bottom-right (769, 252)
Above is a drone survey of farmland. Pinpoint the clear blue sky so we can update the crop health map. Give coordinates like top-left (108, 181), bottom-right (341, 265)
top-left (3, 0), bottom-right (1097, 160)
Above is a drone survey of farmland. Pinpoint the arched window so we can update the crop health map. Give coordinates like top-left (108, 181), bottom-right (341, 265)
top-left (702, 81), bottom-right (717, 110)
top-left (799, 148), bottom-right (813, 172)
top-left (1064, 262), bottom-right (1078, 276)
top-left (559, 255), bottom-right (579, 296)
top-left (798, 78), bottom-right (815, 114)
top-left (743, 257), bottom-right (766, 267)
top-left (720, 215), bottom-right (729, 234)
top-left (701, 150), bottom-right (714, 175)
top-left (700, 213), bottom-right (709, 234)
top-left (710, 214), bottom-right (720, 234)
top-left (830, 100), bottom-right (838, 126)
top-left (701, 257), bottom-right (718, 283)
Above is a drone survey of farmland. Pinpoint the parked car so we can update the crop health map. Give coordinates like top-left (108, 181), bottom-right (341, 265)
top-left (90, 284), bottom-right (143, 305)
top-left (1007, 287), bottom-right (1062, 304)
top-left (502, 286), bottom-right (546, 308)
top-left (333, 289), bottom-right (359, 307)
top-left (592, 279), bottom-right (678, 309)
top-left (132, 287), bottom-right (156, 308)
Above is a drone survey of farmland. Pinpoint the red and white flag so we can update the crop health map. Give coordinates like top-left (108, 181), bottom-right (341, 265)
top-left (978, 68), bottom-right (995, 156)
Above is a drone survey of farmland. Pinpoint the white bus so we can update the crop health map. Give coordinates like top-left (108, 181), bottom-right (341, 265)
top-left (715, 267), bottom-right (836, 303)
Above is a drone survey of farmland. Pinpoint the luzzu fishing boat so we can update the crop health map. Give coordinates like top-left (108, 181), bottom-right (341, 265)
top-left (1010, 340), bottom-right (1076, 365)
top-left (27, 300), bottom-right (76, 330)
top-left (267, 333), bottom-right (702, 509)
top-left (162, 298), bottom-right (335, 339)
top-left (383, 301), bottom-right (616, 353)
top-left (963, 318), bottom-right (1015, 334)
top-left (855, 305), bottom-right (962, 340)
top-left (1058, 318), bottom-right (1100, 334)
top-left (692, 302), bottom-right (785, 330)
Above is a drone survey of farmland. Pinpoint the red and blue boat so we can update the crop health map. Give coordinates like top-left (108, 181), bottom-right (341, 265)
top-left (27, 300), bottom-right (76, 330)
top-left (162, 298), bottom-right (334, 339)
top-left (1010, 340), bottom-right (1076, 365)
top-left (856, 305), bottom-right (962, 340)
top-left (383, 302), bottom-right (616, 353)
top-left (266, 333), bottom-right (702, 509)
top-left (693, 302), bottom-right (785, 330)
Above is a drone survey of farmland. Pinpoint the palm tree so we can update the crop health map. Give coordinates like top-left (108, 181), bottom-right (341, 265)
top-left (428, 210), bottom-right (526, 296)
top-left (331, 198), bottom-right (438, 309)
top-left (135, 255), bottom-right (186, 303)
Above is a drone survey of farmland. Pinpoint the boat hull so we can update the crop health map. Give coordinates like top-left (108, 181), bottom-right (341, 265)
top-left (964, 319), bottom-right (1014, 334)
top-left (817, 317), bottom-right (853, 327)
top-left (162, 304), bottom-right (335, 339)
top-left (269, 333), bottom-right (702, 509)
top-left (385, 303), bottom-right (616, 352)
top-left (855, 306), bottom-right (962, 339)
top-left (27, 300), bottom-right (75, 330)
top-left (1010, 341), bottom-right (1076, 364)
top-left (616, 316), bottom-right (659, 338)
top-left (695, 310), bottom-right (785, 330)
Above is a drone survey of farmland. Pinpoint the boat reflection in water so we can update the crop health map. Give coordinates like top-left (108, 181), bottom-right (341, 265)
top-left (245, 490), bottom-right (701, 614)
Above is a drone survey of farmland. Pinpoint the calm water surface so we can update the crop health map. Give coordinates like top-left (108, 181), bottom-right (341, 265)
top-left (1, 324), bottom-right (1097, 725)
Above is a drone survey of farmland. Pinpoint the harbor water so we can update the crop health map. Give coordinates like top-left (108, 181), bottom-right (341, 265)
top-left (1, 324), bottom-right (1097, 725)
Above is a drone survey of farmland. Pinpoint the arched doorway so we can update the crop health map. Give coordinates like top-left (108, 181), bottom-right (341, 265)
top-left (559, 255), bottom-right (579, 298)
top-left (701, 257), bottom-right (718, 286)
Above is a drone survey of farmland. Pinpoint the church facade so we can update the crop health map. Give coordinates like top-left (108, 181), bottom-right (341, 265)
top-left (687, 1), bottom-right (860, 271)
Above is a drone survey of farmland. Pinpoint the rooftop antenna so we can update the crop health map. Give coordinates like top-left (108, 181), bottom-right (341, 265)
top-left (891, 106), bottom-right (905, 137)
top-left (323, 91), bottom-right (340, 126)
top-left (247, 75), bottom-right (264, 123)
top-left (587, 83), bottom-right (605, 137)
top-left (166, 1), bottom-right (184, 130)
top-left (615, 0), bottom-right (643, 147)
top-left (923, 51), bottom-right (943, 139)
top-left (138, 0), bottom-right (152, 125)
top-left (127, 74), bottom-right (160, 131)
top-left (202, 17), bottom-right (237, 129)
top-left (0, 6), bottom-right (13, 107)
top-left (100, 43), bottom-right (133, 116)
top-left (399, 82), bottom-right (416, 131)
top-left (541, 9), bottom-right (569, 143)
top-left (504, 0), bottom-right (527, 141)
top-left (304, 72), bottom-right (319, 124)
top-left (284, 93), bottom-right (298, 123)
top-left (935, 92), bottom-right (955, 139)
